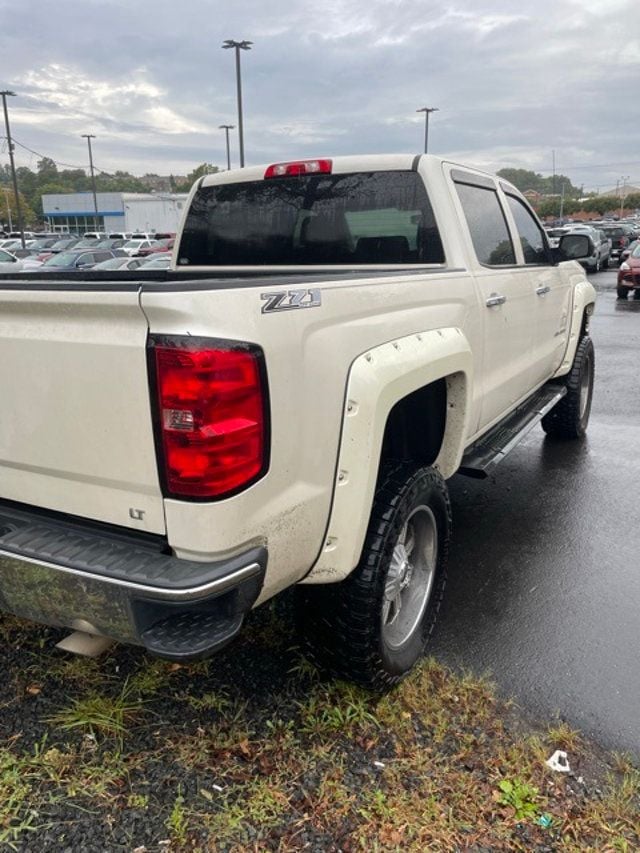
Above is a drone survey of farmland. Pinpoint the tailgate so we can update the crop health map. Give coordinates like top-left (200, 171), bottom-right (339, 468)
top-left (0, 287), bottom-right (165, 534)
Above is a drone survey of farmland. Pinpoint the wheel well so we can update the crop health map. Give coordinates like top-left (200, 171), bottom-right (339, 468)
top-left (380, 379), bottom-right (447, 471)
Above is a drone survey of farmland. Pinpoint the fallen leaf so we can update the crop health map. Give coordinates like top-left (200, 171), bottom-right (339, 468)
top-left (26, 685), bottom-right (41, 696)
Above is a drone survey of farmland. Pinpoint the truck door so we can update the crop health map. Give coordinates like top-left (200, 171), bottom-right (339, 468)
top-left (450, 172), bottom-right (535, 429)
top-left (501, 190), bottom-right (572, 388)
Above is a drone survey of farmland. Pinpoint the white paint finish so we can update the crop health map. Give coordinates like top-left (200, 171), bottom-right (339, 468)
top-left (303, 329), bottom-right (472, 583)
top-left (0, 155), bottom-right (595, 613)
top-left (0, 289), bottom-right (165, 533)
top-left (553, 272), bottom-right (597, 377)
top-left (141, 271), bottom-right (484, 603)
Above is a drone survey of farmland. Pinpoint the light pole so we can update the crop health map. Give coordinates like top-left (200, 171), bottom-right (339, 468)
top-left (219, 124), bottom-right (235, 170)
top-left (81, 134), bottom-right (99, 230)
top-left (619, 175), bottom-right (629, 218)
top-left (222, 39), bottom-right (252, 168)
top-left (416, 106), bottom-right (439, 154)
top-left (1, 90), bottom-right (25, 248)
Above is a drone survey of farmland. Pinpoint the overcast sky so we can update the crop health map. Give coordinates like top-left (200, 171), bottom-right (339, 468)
top-left (1, 0), bottom-right (639, 192)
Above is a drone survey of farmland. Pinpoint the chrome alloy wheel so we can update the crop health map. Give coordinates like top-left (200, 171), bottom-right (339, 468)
top-left (381, 505), bottom-right (438, 649)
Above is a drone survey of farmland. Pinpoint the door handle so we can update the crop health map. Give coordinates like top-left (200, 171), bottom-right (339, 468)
top-left (536, 285), bottom-right (551, 296)
top-left (486, 293), bottom-right (507, 307)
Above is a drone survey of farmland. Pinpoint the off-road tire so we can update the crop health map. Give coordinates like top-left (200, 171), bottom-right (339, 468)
top-left (296, 463), bottom-right (451, 691)
top-left (541, 335), bottom-right (594, 439)
top-left (617, 286), bottom-right (629, 299)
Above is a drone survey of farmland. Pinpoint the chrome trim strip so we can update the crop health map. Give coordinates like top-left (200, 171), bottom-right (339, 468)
top-left (0, 548), bottom-right (261, 602)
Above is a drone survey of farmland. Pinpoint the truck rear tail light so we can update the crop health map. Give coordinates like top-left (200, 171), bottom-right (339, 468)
top-left (264, 159), bottom-right (332, 179)
top-left (149, 336), bottom-right (268, 499)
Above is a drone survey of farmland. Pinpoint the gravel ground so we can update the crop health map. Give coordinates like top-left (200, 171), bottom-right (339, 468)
top-left (1, 593), bottom-right (638, 851)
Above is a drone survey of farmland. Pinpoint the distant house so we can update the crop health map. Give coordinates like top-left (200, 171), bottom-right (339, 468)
top-left (599, 184), bottom-right (640, 197)
top-left (523, 189), bottom-right (542, 202)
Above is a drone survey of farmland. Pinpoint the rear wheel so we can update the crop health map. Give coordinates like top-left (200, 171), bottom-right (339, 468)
top-left (541, 335), bottom-right (594, 439)
top-left (296, 463), bottom-right (451, 691)
top-left (602, 257), bottom-right (609, 270)
top-left (617, 285), bottom-right (629, 299)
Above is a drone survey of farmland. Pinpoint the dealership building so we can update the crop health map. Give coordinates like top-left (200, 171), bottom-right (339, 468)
top-left (41, 191), bottom-right (189, 234)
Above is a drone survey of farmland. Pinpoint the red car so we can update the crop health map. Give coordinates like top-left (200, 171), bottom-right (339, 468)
top-left (617, 242), bottom-right (640, 299)
top-left (136, 238), bottom-right (175, 258)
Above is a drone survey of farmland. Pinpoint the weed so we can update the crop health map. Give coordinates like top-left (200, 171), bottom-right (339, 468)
top-left (287, 649), bottom-right (321, 682)
top-left (127, 792), bottom-right (149, 809)
top-left (547, 720), bottom-right (583, 751)
top-left (166, 786), bottom-right (189, 844)
top-left (128, 659), bottom-right (174, 696)
top-left (497, 777), bottom-right (540, 821)
top-left (47, 678), bottom-right (143, 737)
top-left (205, 776), bottom-right (289, 842)
top-left (298, 681), bottom-right (379, 736)
top-left (183, 690), bottom-right (232, 713)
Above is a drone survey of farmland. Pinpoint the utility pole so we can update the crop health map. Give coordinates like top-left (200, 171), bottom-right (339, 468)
top-left (81, 134), bottom-right (99, 230)
top-left (222, 40), bottom-right (252, 168)
top-left (559, 182), bottom-right (565, 222)
top-left (0, 188), bottom-right (13, 231)
top-left (1, 90), bottom-right (25, 248)
top-left (416, 107), bottom-right (439, 154)
top-left (552, 149), bottom-right (556, 195)
top-left (219, 124), bottom-right (235, 170)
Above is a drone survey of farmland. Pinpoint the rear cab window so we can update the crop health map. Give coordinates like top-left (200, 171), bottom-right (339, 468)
top-left (178, 171), bottom-right (445, 266)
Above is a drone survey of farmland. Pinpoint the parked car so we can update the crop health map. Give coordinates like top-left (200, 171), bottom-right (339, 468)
top-left (600, 225), bottom-right (631, 263)
top-left (544, 227), bottom-right (570, 249)
top-left (138, 254), bottom-right (171, 269)
top-left (136, 238), bottom-right (175, 258)
top-left (35, 249), bottom-right (125, 272)
top-left (617, 243), bottom-right (640, 299)
top-left (0, 249), bottom-right (23, 273)
top-left (94, 238), bottom-right (128, 250)
top-left (92, 257), bottom-right (144, 271)
top-left (121, 239), bottom-right (155, 257)
top-left (620, 239), bottom-right (639, 264)
top-left (82, 232), bottom-right (107, 240)
top-left (108, 232), bottom-right (133, 240)
top-left (569, 227), bottom-right (609, 271)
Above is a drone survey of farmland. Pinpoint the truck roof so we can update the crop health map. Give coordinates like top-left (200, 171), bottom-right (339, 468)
top-left (200, 154), bottom-right (430, 187)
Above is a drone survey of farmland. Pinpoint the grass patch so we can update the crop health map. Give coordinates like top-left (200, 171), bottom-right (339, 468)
top-left (47, 678), bottom-right (144, 737)
top-left (0, 613), bottom-right (638, 850)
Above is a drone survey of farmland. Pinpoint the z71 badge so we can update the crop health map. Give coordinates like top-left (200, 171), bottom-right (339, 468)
top-left (261, 288), bottom-right (321, 314)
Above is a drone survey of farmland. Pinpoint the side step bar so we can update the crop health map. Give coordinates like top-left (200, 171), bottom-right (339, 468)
top-left (458, 385), bottom-right (567, 479)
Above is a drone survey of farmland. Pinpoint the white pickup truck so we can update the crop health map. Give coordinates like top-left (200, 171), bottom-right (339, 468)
top-left (0, 155), bottom-right (596, 689)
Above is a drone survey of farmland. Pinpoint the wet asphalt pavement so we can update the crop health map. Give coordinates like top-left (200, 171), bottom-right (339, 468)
top-left (431, 269), bottom-right (640, 758)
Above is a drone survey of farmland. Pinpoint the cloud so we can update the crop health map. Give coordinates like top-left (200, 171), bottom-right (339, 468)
top-left (0, 0), bottom-right (639, 188)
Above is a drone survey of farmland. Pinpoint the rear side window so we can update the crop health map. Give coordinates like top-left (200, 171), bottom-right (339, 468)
top-left (454, 181), bottom-right (516, 265)
top-left (505, 195), bottom-right (550, 265)
top-left (178, 171), bottom-right (445, 266)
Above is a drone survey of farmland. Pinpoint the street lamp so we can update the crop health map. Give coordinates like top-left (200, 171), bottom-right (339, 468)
top-left (219, 124), bottom-right (235, 170)
top-left (1, 90), bottom-right (25, 248)
top-left (619, 175), bottom-right (630, 218)
top-left (416, 106), bottom-right (439, 154)
top-left (222, 39), bottom-right (252, 168)
top-left (81, 134), bottom-right (99, 230)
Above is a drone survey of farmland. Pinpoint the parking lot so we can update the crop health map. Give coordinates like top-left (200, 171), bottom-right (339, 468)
top-left (433, 268), bottom-right (640, 758)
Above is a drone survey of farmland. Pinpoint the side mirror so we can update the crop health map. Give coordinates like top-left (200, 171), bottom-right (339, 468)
top-left (555, 233), bottom-right (592, 262)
